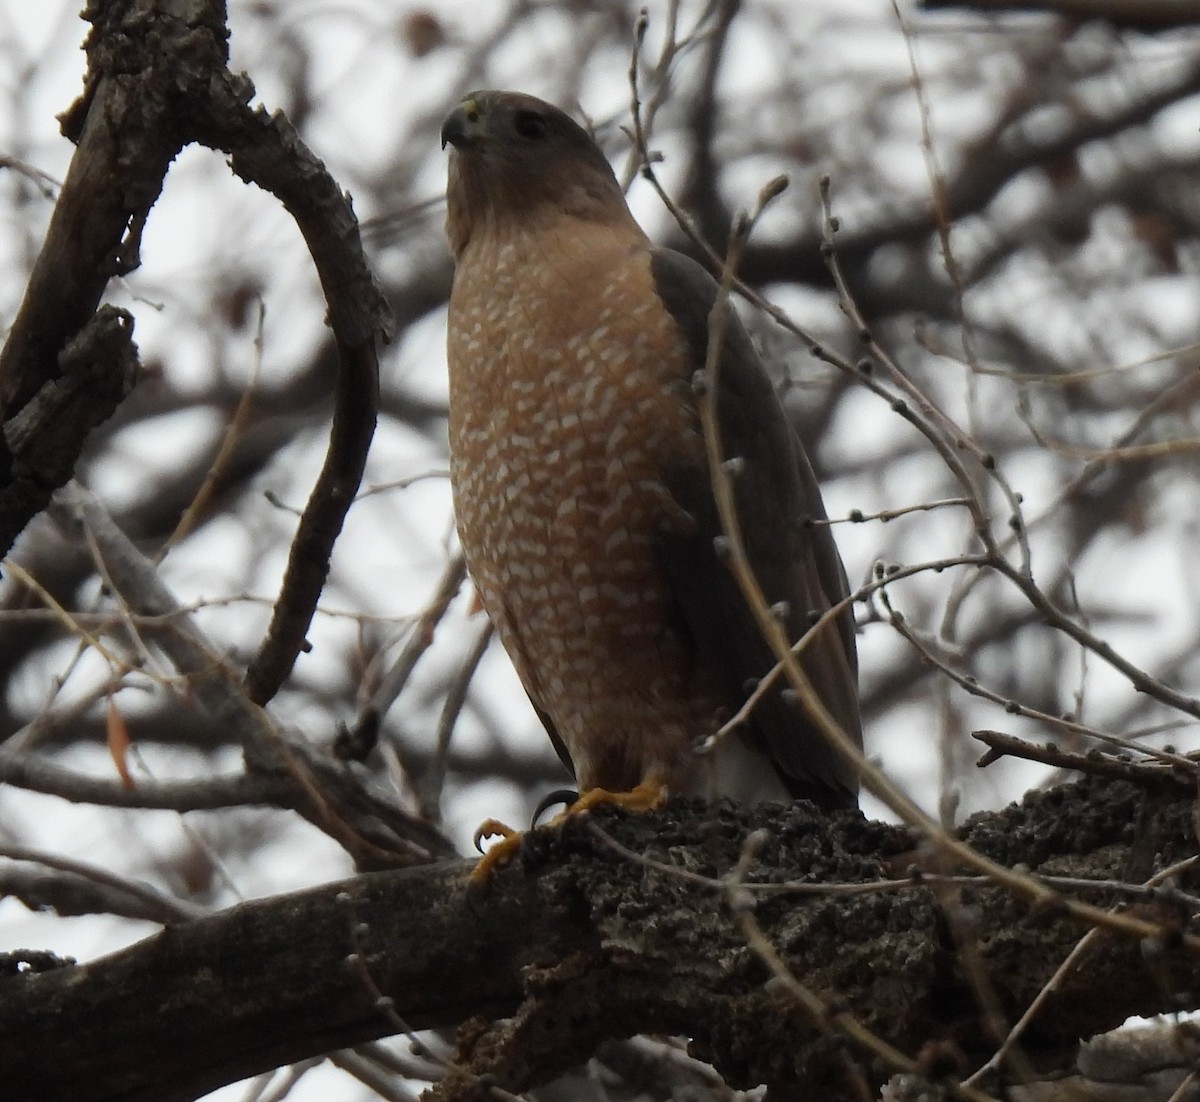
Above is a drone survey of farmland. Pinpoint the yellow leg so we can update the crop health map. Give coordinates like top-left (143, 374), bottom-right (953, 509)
top-left (564, 776), bottom-right (669, 816)
top-left (469, 776), bottom-right (670, 886)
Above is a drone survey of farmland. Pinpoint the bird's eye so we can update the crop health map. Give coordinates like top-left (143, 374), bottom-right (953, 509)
top-left (513, 111), bottom-right (548, 140)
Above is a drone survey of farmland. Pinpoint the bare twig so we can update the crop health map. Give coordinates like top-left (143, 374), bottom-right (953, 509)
top-left (49, 481), bottom-right (453, 866)
top-left (347, 550), bottom-right (468, 757)
top-left (0, 842), bottom-right (204, 924)
top-left (418, 617), bottom-right (494, 822)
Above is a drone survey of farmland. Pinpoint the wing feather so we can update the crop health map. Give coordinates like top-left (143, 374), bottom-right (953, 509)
top-left (649, 248), bottom-right (861, 808)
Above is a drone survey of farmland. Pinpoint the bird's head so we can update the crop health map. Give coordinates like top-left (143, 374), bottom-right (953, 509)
top-left (441, 90), bottom-right (636, 257)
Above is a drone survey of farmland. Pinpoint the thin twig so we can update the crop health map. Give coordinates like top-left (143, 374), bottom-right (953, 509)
top-left (632, 45), bottom-right (1200, 954)
top-left (418, 617), bottom-right (494, 822)
top-left (349, 551), bottom-right (468, 752)
top-left (0, 842), bottom-right (204, 924)
top-left (974, 729), bottom-right (1195, 787)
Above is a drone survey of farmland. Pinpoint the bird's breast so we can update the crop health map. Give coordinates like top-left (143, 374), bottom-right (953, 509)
top-left (445, 235), bottom-right (718, 788)
top-left (447, 237), bottom-right (700, 556)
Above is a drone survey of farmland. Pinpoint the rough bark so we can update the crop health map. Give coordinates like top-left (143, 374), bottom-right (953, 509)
top-left (0, 0), bottom-right (221, 552)
top-left (0, 0), bottom-right (386, 690)
top-left (2, 776), bottom-right (1197, 1102)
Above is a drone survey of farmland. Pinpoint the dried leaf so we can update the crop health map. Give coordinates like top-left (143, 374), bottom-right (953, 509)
top-left (107, 698), bottom-right (136, 790)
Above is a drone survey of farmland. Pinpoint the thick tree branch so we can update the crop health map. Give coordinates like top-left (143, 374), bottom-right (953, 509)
top-left (1, 307), bottom-right (138, 550)
top-left (0, 0), bottom-right (386, 703)
top-left (196, 76), bottom-right (388, 707)
top-left (0, 0), bottom-right (223, 552)
top-left (2, 779), bottom-right (1197, 1102)
top-left (920, 0), bottom-right (1200, 29)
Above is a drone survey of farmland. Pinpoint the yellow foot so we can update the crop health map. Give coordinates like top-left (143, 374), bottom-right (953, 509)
top-left (469, 780), bottom-right (669, 887)
top-left (564, 777), bottom-right (669, 817)
top-left (469, 818), bottom-right (522, 887)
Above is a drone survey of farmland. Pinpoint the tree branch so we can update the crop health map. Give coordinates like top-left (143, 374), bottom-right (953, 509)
top-left (0, 843), bottom-right (202, 924)
top-left (0, 0), bottom-right (387, 699)
top-left (200, 76), bottom-right (389, 707)
top-left (0, 0), bottom-right (228, 553)
top-left (920, 0), bottom-right (1200, 29)
top-left (2, 780), bottom-right (1197, 1102)
top-left (51, 482), bottom-right (454, 867)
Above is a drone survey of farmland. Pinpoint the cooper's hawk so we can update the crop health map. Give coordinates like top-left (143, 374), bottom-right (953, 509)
top-left (442, 91), bottom-right (861, 823)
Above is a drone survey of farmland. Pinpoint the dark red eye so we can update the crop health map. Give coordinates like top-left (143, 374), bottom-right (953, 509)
top-left (514, 110), bottom-right (548, 140)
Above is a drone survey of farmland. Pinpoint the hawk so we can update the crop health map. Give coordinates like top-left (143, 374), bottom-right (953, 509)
top-left (441, 91), bottom-right (861, 832)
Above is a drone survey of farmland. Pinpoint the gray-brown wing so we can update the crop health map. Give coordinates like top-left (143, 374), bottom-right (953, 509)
top-left (649, 247), bottom-right (861, 809)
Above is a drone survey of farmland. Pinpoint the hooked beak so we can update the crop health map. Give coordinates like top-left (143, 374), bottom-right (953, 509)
top-left (440, 96), bottom-right (485, 150)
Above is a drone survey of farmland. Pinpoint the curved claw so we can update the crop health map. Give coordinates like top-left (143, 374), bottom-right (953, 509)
top-left (531, 788), bottom-right (579, 826)
top-left (469, 818), bottom-right (524, 889)
top-left (468, 779), bottom-right (669, 890)
top-left (473, 817), bottom-right (518, 854)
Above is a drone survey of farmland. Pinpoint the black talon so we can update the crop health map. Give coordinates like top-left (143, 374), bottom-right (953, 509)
top-left (531, 788), bottom-right (579, 826)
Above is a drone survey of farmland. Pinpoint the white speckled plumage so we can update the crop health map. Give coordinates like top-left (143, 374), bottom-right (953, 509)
top-left (448, 219), bottom-right (739, 795)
